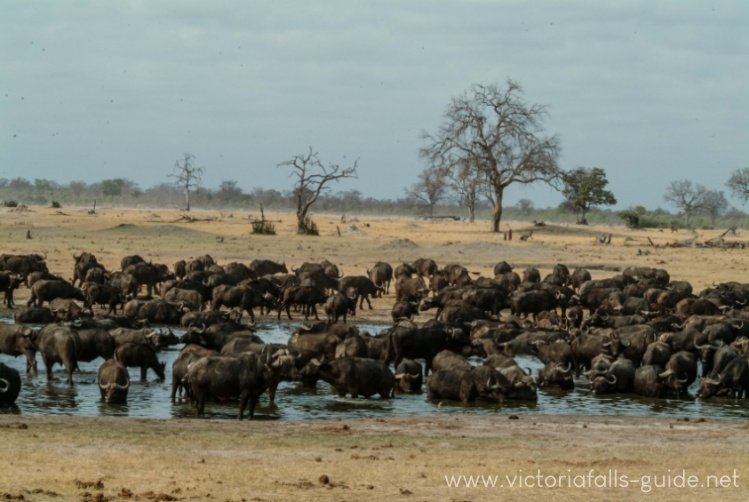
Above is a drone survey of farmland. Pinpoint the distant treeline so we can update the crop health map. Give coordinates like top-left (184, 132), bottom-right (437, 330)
top-left (1, 176), bottom-right (747, 229)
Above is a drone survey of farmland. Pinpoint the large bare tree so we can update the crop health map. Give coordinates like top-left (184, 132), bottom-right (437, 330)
top-left (169, 153), bottom-right (204, 211)
top-left (421, 80), bottom-right (561, 232)
top-left (278, 147), bottom-right (358, 234)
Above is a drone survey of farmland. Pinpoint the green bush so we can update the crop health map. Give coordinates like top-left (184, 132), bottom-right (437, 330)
top-left (50, 200), bottom-right (62, 208)
top-left (3, 200), bottom-right (18, 207)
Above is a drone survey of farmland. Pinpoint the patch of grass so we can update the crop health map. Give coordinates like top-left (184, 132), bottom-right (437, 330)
top-left (251, 219), bottom-right (276, 235)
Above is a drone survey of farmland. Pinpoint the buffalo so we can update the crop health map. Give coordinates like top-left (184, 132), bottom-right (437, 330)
top-left (0, 362), bottom-right (21, 406)
top-left (27, 280), bottom-right (84, 307)
top-left (186, 349), bottom-right (296, 419)
top-left (115, 342), bottom-right (166, 381)
top-left (394, 358), bottom-right (423, 394)
top-left (368, 262), bottom-right (394, 294)
top-left (34, 324), bottom-right (80, 383)
top-left (427, 365), bottom-right (505, 403)
top-left (301, 357), bottom-right (394, 399)
top-left (97, 359), bottom-right (130, 404)
top-left (0, 324), bottom-right (37, 373)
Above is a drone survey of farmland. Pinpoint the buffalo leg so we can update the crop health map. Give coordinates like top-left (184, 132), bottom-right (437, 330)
top-left (141, 366), bottom-right (147, 382)
top-left (239, 390), bottom-right (250, 420)
top-left (268, 383), bottom-right (277, 406)
top-left (362, 295), bottom-right (372, 310)
top-left (26, 352), bottom-right (37, 374)
top-left (44, 358), bottom-right (55, 381)
top-left (65, 361), bottom-right (74, 384)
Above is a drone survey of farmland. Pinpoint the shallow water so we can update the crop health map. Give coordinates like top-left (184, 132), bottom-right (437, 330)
top-left (1, 316), bottom-right (748, 420)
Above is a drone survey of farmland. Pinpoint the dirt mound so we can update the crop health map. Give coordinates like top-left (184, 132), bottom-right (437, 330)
top-left (514, 223), bottom-right (624, 238)
top-left (379, 238), bottom-right (418, 249)
top-left (101, 224), bottom-right (208, 236)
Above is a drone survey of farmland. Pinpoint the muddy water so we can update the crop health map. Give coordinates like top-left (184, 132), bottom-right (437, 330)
top-left (1, 316), bottom-right (748, 420)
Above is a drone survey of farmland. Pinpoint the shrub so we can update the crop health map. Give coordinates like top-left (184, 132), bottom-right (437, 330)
top-left (3, 200), bottom-right (18, 207)
top-left (50, 200), bottom-right (62, 208)
top-left (298, 216), bottom-right (319, 235)
top-left (251, 219), bottom-right (276, 235)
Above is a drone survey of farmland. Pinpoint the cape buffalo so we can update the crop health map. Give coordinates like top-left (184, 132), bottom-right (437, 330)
top-left (394, 358), bottom-right (423, 394)
top-left (115, 342), bottom-right (166, 381)
top-left (0, 362), bottom-right (21, 407)
top-left (27, 280), bottom-right (84, 307)
top-left (97, 359), bottom-right (130, 404)
top-left (0, 324), bottom-right (37, 373)
top-left (34, 324), bottom-right (80, 384)
top-left (301, 357), bottom-right (394, 399)
top-left (186, 349), bottom-right (296, 419)
top-left (427, 365), bottom-right (505, 403)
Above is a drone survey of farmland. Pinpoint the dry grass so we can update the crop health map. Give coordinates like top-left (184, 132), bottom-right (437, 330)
top-left (2, 206), bottom-right (749, 500)
top-left (0, 415), bottom-right (747, 501)
top-left (3, 205), bottom-right (747, 305)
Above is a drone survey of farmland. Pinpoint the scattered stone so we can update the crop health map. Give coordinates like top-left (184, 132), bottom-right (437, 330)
top-left (508, 415), bottom-right (519, 420)
top-left (318, 475), bottom-right (330, 485)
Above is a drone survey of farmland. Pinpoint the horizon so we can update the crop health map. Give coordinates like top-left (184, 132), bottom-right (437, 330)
top-left (2, 1), bottom-right (747, 210)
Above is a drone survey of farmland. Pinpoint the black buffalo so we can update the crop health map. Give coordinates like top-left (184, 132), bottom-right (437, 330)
top-left (0, 362), bottom-right (21, 407)
top-left (97, 359), bottom-right (130, 404)
top-left (301, 357), bottom-right (394, 399)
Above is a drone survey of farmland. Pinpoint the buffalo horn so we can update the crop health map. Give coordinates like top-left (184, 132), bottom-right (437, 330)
top-left (0, 378), bottom-right (9, 393)
top-left (606, 373), bottom-right (617, 384)
top-left (693, 340), bottom-right (713, 350)
top-left (487, 377), bottom-right (501, 391)
top-left (658, 369), bottom-right (674, 378)
top-left (394, 373), bottom-right (406, 379)
top-left (111, 380), bottom-right (130, 390)
top-left (557, 362), bottom-right (573, 373)
top-left (524, 367), bottom-right (533, 377)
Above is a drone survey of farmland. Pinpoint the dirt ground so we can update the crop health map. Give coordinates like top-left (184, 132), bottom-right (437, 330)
top-left (1, 205), bottom-right (749, 500)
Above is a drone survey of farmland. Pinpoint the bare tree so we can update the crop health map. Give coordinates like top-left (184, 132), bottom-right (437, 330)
top-left (447, 159), bottom-right (484, 223)
top-left (278, 147), bottom-right (358, 234)
top-left (421, 79), bottom-right (561, 232)
top-left (727, 167), bottom-right (749, 204)
top-left (663, 180), bottom-right (706, 225)
top-left (169, 153), bottom-right (204, 211)
top-left (699, 189), bottom-right (728, 225)
top-left (406, 166), bottom-right (449, 216)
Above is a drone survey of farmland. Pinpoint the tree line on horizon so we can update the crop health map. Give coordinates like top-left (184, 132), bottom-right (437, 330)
top-left (3, 79), bottom-right (747, 232)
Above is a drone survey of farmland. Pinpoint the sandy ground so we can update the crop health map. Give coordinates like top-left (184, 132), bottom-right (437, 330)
top-left (0, 414), bottom-right (747, 501)
top-left (1, 205), bottom-right (749, 500)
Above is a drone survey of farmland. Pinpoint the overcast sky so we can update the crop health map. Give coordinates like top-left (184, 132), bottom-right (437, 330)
top-left (2, 1), bottom-right (747, 209)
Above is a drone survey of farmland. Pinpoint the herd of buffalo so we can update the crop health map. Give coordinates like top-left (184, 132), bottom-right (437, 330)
top-left (1, 251), bottom-right (749, 419)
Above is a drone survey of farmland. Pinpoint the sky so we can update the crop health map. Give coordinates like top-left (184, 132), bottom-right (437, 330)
top-left (1, 1), bottom-right (747, 210)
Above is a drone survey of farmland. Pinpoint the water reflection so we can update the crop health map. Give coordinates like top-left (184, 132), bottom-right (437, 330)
top-left (1, 316), bottom-right (748, 420)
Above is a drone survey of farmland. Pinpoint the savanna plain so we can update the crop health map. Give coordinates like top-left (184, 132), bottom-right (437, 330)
top-left (1, 206), bottom-right (748, 501)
